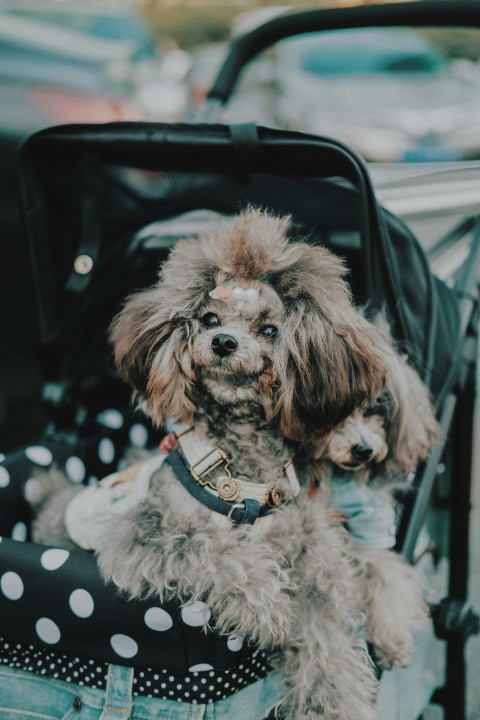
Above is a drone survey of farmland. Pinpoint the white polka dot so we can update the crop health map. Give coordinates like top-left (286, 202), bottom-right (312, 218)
top-left (25, 446), bottom-right (53, 466)
top-left (110, 634), bottom-right (138, 659)
top-left (11, 522), bottom-right (27, 542)
top-left (40, 548), bottom-right (70, 571)
top-left (23, 478), bottom-right (42, 503)
top-left (69, 589), bottom-right (94, 618)
top-left (0, 454), bottom-right (5, 462)
top-left (227, 633), bottom-right (244, 652)
top-left (144, 607), bottom-right (173, 631)
top-left (181, 600), bottom-right (211, 627)
top-left (65, 457), bottom-right (86, 484)
top-left (188, 663), bottom-right (214, 672)
top-left (98, 438), bottom-right (115, 464)
top-left (0, 466), bottom-right (10, 488)
top-left (87, 476), bottom-right (98, 486)
top-left (1, 571), bottom-right (24, 600)
top-left (129, 423), bottom-right (148, 448)
top-left (35, 618), bottom-right (61, 645)
top-left (96, 409), bottom-right (124, 430)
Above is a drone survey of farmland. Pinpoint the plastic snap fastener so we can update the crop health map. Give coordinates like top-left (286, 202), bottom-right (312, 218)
top-left (73, 697), bottom-right (82, 711)
top-left (74, 254), bottom-right (93, 275)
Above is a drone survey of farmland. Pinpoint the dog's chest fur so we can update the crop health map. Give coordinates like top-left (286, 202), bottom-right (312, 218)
top-left (193, 399), bottom-right (295, 485)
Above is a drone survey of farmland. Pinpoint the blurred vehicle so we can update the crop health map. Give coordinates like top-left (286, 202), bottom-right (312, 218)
top-left (0, 15), bottom-right (142, 135)
top-left (274, 27), bottom-right (480, 162)
top-left (0, 0), bottom-right (191, 122)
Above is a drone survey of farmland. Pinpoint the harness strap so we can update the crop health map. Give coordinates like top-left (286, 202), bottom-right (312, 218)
top-left (165, 451), bottom-right (271, 525)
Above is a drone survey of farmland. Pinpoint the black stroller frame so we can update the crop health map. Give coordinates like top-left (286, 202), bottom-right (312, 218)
top-left (0, 3), bottom-right (479, 720)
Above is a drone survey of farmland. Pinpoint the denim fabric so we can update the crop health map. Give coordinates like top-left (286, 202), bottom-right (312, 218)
top-left (328, 477), bottom-right (397, 549)
top-left (0, 663), bottom-right (285, 720)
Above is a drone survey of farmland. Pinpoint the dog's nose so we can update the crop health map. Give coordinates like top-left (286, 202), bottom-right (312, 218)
top-left (211, 333), bottom-right (238, 357)
top-left (351, 444), bottom-right (373, 462)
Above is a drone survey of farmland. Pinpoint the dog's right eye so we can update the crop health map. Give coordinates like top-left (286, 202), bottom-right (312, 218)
top-left (201, 312), bottom-right (220, 328)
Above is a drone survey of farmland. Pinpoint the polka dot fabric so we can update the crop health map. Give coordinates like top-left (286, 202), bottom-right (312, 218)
top-left (0, 409), bottom-right (269, 701)
top-left (0, 406), bottom-right (159, 539)
top-left (0, 537), bottom-right (260, 675)
top-left (0, 639), bottom-right (270, 702)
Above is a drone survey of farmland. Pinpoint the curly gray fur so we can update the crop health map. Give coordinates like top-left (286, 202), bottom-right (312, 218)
top-left (314, 318), bottom-right (438, 669)
top-left (31, 208), bottom-right (420, 719)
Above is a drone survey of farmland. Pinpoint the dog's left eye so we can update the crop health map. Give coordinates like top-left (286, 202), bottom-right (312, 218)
top-left (260, 325), bottom-right (278, 339)
top-left (201, 312), bottom-right (220, 328)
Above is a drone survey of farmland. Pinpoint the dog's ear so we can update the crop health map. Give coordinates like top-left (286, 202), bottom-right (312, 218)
top-left (384, 356), bottom-right (439, 474)
top-left (272, 303), bottom-right (386, 442)
top-left (110, 288), bottom-right (195, 426)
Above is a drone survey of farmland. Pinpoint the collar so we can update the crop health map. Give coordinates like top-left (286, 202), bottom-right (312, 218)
top-left (169, 422), bottom-right (300, 525)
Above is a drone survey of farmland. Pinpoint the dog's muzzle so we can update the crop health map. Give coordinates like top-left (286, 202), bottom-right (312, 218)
top-left (351, 444), bottom-right (373, 463)
top-left (211, 333), bottom-right (238, 357)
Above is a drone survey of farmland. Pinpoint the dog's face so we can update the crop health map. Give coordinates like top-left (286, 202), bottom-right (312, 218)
top-left (110, 208), bottom-right (387, 444)
top-left (323, 341), bottom-right (439, 480)
top-left (190, 280), bottom-right (284, 404)
top-left (325, 401), bottom-right (389, 471)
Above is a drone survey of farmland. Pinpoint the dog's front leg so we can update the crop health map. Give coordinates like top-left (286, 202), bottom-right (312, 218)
top-left (278, 587), bottom-right (378, 720)
top-left (203, 542), bottom-right (295, 649)
top-left (358, 549), bottom-right (429, 670)
top-left (97, 507), bottom-right (294, 648)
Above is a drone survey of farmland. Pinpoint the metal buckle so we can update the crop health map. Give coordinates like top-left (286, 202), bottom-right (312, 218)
top-left (190, 448), bottom-right (231, 484)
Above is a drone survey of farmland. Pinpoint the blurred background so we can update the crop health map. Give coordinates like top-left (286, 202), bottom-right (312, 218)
top-left (4, 0), bottom-right (480, 446)
top-left (0, 2), bottom-right (479, 717)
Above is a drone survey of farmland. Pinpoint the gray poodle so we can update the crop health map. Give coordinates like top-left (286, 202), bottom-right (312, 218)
top-left (313, 330), bottom-right (438, 670)
top-left (30, 208), bottom-right (424, 720)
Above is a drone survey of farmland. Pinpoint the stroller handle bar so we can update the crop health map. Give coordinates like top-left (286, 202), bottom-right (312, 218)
top-left (203, 1), bottom-right (480, 120)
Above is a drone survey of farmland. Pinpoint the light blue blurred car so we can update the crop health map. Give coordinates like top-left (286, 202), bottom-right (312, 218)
top-left (275, 27), bottom-right (480, 162)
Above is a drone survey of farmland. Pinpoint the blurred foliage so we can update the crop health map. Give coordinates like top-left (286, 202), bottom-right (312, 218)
top-left (138, 3), bottom-right (245, 47)
top-left (136, 1), bottom-right (361, 49)
top-left (135, 1), bottom-right (480, 58)
top-left (418, 28), bottom-right (480, 61)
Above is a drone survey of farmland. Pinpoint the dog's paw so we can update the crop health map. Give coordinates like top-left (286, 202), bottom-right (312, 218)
top-left (216, 594), bottom-right (293, 649)
top-left (373, 634), bottom-right (414, 670)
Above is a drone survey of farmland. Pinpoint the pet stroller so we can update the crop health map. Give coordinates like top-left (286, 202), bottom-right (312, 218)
top-left (0, 2), bottom-right (479, 719)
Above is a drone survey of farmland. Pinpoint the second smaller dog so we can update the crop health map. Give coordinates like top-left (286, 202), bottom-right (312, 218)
top-left (313, 336), bottom-right (438, 669)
